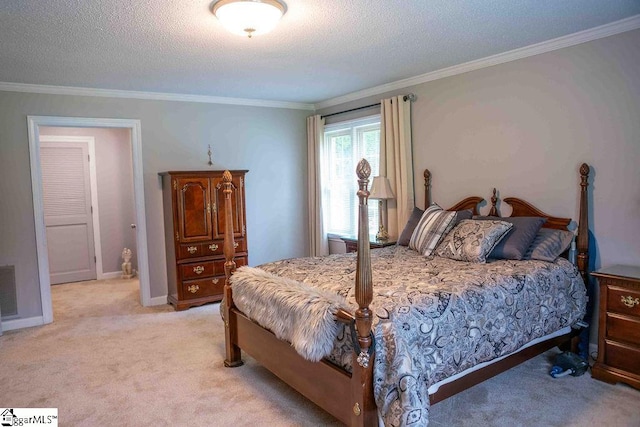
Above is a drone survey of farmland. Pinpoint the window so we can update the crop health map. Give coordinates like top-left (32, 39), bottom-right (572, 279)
top-left (321, 115), bottom-right (380, 238)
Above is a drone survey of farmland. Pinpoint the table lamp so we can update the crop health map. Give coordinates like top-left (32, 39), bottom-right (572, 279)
top-left (369, 176), bottom-right (395, 241)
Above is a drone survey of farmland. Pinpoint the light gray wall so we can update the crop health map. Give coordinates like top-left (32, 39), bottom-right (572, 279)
top-left (319, 29), bottom-right (640, 344)
top-left (0, 93), bottom-right (309, 319)
top-left (39, 126), bottom-right (137, 274)
top-left (319, 29), bottom-right (640, 271)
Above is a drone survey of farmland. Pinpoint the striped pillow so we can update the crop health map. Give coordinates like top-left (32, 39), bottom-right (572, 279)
top-left (523, 228), bottom-right (574, 262)
top-left (408, 204), bottom-right (457, 256)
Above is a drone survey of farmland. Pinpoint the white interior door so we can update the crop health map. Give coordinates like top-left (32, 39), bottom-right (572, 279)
top-left (40, 141), bottom-right (97, 284)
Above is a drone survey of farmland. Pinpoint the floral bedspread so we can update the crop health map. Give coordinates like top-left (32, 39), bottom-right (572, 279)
top-left (257, 246), bottom-right (587, 426)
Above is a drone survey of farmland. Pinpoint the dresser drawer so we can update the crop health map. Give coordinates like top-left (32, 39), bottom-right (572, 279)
top-left (604, 340), bottom-right (640, 375)
top-left (606, 313), bottom-right (640, 346)
top-left (180, 261), bottom-right (215, 280)
top-left (181, 276), bottom-right (225, 300)
top-left (203, 241), bottom-right (223, 256)
top-left (212, 255), bottom-right (248, 273)
top-left (178, 244), bottom-right (204, 259)
top-left (203, 238), bottom-right (246, 256)
top-left (607, 286), bottom-right (640, 316)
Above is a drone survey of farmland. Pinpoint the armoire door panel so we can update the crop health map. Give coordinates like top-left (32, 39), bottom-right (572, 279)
top-left (211, 176), bottom-right (245, 240)
top-left (176, 178), bottom-right (212, 242)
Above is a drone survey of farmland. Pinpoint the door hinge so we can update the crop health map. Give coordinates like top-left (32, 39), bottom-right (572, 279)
top-left (173, 180), bottom-right (177, 190)
top-left (88, 154), bottom-right (90, 162)
top-left (94, 256), bottom-right (97, 263)
top-left (91, 206), bottom-right (93, 214)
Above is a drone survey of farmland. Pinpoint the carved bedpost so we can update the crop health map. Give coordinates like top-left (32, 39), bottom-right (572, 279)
top-left (223, 170), bottom-right (243, 367)
top-left (351, 159), bottom-right (377, 426)
top-left (577, 164), bottom-right (590, 283)
top-left (489, 188), bottom-right (498, 216)
top-left (424, 169), bottom-right (432, 208)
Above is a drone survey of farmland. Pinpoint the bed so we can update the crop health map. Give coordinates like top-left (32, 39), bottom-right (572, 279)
top-left (219, 162), bottom-right (591, 426)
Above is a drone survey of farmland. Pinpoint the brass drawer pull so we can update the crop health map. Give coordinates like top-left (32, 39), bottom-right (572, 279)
top-left (193, 265), bottom-right (205, 275)
top-left (212, 278), bottom-right (219, 284)
top-left (209, 244), bottom-right (219, 251)
top-left (621, 295), bottom-right (640, 308)
top-left (234, 242), bottom-right (239, 249)
top-left (187, 284), bottom-right (200, 293)
top-left (187, 246), bottom-right (198, 254)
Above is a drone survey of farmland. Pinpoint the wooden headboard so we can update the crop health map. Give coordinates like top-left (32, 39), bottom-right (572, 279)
top-left (421, 164), bottom-right (591, 283)
top-left (423, 169), bottom-right (485, 215)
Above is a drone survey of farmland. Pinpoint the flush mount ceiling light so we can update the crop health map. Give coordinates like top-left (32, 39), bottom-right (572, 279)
top-left (212, 0), bottom-right (287, 38)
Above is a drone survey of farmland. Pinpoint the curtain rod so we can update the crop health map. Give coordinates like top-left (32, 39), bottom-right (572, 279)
top-left (320, 93), bottom-right (416, 120)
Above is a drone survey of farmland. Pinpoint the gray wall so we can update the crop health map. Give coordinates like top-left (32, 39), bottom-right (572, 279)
top-left (39, 126), bottom-right (137, 274)
top-left (0, 93), bottom-right (309, 319)
top-left (319, 29), bottom-right (640, 344)
top-left (319, 29), bottom-right (640, 271)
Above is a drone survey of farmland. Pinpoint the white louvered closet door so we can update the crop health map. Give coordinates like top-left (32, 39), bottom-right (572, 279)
top-left (40, 142), bottom-right (97, 284)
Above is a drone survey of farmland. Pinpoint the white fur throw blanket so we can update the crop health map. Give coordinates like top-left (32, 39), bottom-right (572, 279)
top-left (229, 266), bottom-right (350, 362)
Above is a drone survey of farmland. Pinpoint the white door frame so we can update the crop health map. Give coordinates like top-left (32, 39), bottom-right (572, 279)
top-left (40, 136), bottom-right (105, 280)
top-left (28, 116), bottom-right (151, 324)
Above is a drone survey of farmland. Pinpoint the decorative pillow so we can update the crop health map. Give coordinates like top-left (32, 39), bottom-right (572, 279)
top-left (434, 219), bottom-right (513, 263)
top-left (474, 216), bottom-right (546, 260)
top-left (398, 207), bottom-right (424, 246)
top-left (524, 228), bottom-right (574, 262)
top-left (408, 204), bottom-right (457, 256)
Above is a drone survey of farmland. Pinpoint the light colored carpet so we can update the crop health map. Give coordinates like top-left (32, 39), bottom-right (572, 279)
top-left (1, 278), bottom-right (638, 426)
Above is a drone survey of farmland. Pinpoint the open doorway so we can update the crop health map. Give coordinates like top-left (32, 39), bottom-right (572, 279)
top-left (39, 129), bottom-right (137, 284)
top-left (27, 116), bottom-right (152, 324)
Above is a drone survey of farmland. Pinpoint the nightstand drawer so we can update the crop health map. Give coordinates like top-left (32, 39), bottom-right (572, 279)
top-left (604, 340), bottom-right (640, 375)
top-left (607, 286), bottom-right (640, 316)
top-left (182, 277), bottom-right (225, 300)
top-left (607, 313), bottom-right (640, 346)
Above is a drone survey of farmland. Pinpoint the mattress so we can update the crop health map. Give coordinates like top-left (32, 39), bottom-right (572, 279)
top-left (250, 245), bottom-right (587, 426)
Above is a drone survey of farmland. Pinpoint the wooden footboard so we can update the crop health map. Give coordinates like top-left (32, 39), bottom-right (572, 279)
top-left (222, 161), bottom-right (377, 426)
top-left (221, 163), bottom-right (591, 426)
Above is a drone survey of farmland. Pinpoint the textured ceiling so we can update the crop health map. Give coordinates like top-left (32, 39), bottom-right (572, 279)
top-left (1, 1), bottom-right (639, 104)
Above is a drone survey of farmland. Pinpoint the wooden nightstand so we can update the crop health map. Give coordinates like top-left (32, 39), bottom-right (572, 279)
top-left (591, 265), bottom-right (640, 390)
top-left (341, 236), bottom-right (396, 253)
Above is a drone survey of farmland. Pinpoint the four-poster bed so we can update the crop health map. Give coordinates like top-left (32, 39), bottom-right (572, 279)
top-left (219, 162), bottom-right (591, 426)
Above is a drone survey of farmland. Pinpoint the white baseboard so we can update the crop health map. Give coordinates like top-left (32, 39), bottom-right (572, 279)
top-left (100, 271), bottom-right (129, 280)
top-left (2, 316), bottom-right (46, 331)
top-left (148, 295), bottom-right (168, 306)
top-left (589, 343), bottom-right (598, 360)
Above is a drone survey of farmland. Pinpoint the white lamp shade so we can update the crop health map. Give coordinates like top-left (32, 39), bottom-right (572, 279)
top-left (369, 176), bottom-right (395, 200)
top-left (213, 0), bottom-right (286, 37)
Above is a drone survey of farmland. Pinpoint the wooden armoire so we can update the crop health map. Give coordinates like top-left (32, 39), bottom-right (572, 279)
top-left (160, 170), bottom-right (248, 310)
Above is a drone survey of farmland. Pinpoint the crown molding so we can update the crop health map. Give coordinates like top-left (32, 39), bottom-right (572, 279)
top-left (315, 14), bottom-right (640, 110)
top-left (0, 81), bottom-right (315, 111)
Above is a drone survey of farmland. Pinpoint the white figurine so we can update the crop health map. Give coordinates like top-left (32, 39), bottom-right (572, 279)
top-left (121, 248), bottom-right (134, 279)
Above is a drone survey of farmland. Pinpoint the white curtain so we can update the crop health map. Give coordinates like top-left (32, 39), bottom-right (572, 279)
top-left (307, 115), bottom-right (329, 256)
top-left (380, 96), bottom-right (414, 239)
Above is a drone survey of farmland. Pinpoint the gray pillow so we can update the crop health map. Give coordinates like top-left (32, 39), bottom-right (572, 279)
top-left (524, 228), bottom-right (574, 262)
top-left (474, 216), bottom-right (546, 260)
top-left (398, 207), bottom-right (424, 246)
top-left (453, 209), bottom-right (473, 226)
